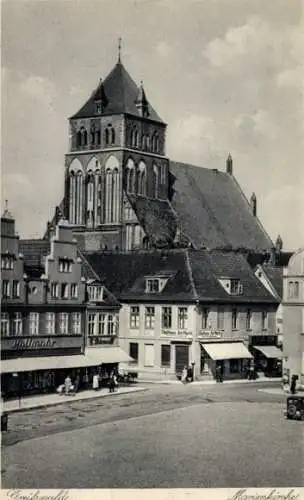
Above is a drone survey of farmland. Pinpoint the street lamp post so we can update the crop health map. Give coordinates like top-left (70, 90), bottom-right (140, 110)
top-left (12, 373), bottom-right (21, 408)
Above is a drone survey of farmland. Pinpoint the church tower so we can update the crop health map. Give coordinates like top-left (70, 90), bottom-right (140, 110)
top-left (64, 46), bottom-right (169, 251)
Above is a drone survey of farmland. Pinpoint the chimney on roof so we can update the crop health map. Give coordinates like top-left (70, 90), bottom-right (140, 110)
top-left (250, 192), bottom-right (257, 217)
top-left (226, 154), bottom-right (233, 175)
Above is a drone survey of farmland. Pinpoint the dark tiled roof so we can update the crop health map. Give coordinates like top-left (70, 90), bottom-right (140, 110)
top-left (261, 265), bottom-right (283, 299)
top-left (189, 250), bottom-right (277, 303)
top-left (83, 249), bottom-right (277, 304)
top-left (19, 240), bottom-right (51, 268)
top-left (169, 162), bottom-right (273, 251)
top-left (127, 194), bottom-right (177, 248)
top-left (71, 62), bottom-right (164, 123)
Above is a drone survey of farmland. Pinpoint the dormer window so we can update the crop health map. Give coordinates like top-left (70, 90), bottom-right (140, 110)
top-left (219, 278), bottom-right (243, 295)
top-left (88, 285), bottom-right (103, 302)
top-left (58, 258), bottom-right (72, 273)
top-left (146, 279), bottom-right (159, 293)
top-left (95, 102), bottom-right (102, 115)
top-left (231, 279), bottom-right (243, 295)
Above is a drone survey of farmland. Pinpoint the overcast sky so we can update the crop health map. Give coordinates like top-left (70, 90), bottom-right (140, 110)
top-left (2, 0), bottom-right (304, 250)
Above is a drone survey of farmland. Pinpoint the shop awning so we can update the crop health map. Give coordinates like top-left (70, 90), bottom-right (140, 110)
top-left (85, 347), bottom-right (134, 364)
top-left (1, 347), bottom-right (133, 374)
top-left (253, 345), bottom-right (283, 358)
top-left (201, 342), bottom-right (253, 360)
top-left (0, 355), bottom-right (97, 374)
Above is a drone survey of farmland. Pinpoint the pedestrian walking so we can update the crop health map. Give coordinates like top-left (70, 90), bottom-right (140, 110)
top-left (290, 374), bottom-right (298, 395)
top-left (215, 364), bottom-right (221, 383)
top-left (187, 366), bottom-right (193, 383)
top-left (181, 366), bottom-right (188, 384)
top-left (92, 373), bottom-right (99, 391)
top-left (109, 373), bottom-right (116, 393)
top-left (74, 373), bottom-right (80, 393)
top-left (248, 363), bottom-right (255, 381)
top-left (282, 373), bottom-right (289, 393)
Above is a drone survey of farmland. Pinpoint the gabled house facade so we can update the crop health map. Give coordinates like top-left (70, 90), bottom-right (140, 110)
top-left (83, 249), bottom-right (279, 381)
top-left (1, 212), bottom-right (129, 399)
top-left (282, 248), bottom-right (304, 385)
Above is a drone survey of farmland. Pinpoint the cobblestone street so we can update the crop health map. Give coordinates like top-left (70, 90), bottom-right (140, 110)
top-left (2, 382), bottom-right (303, 488)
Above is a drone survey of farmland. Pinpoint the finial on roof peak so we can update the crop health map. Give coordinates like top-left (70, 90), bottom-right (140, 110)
top-left (118, 37), bottom-right (122, 62)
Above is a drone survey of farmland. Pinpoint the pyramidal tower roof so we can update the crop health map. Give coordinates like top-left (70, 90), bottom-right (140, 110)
top-left (71, 60), bottom-right (164, 123)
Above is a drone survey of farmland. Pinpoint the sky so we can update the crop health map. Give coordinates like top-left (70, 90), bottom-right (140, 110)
top-left (2, 0), bottom-right (304, 250)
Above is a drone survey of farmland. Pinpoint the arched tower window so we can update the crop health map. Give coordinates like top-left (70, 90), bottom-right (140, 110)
top-left (105, 156), bottom-right (120, 223)
top-left (137, 161), bottom-right (147, 196)
top-left (152, 133), bottom-right (159, 153)
top-left (86, 170), bottom-right (94, 228)
top-left (105, 125), bottom-right (115, 146)
top-left (79, 127), bottom-right (87, 147)
top-left (126, 159), bottom-right (136, 193)
top-left (153, 164), bottom-right (159, 198)
top-left (86, 157), bottom-right (102, 227)
top-left (76, 131), bottom-right (82, 148)
top-left (68, 159), bottom-right (83, 225)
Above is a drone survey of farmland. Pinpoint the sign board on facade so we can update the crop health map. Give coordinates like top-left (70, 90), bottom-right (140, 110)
top-left (2, 336), bottom-right (83, 351)
top-left (198, 330), bottom-right (223, 339)
top-left (161, 330), bottom-right (193, 338)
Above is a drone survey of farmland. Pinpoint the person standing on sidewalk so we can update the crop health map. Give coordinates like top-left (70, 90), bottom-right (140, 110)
top-left (92, 373), bottom-right (99, 391)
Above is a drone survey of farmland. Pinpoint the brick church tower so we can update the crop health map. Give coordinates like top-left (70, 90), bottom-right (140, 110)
top-left (62, 51), bottom-right (174, 252)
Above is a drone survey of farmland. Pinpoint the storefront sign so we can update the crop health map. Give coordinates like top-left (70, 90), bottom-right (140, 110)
top-left (198, 330), bottom-right (223, 339)
top-left (2, 335), bottom-right (83, 351)
top-left (161, 330), bottom-right (193, 338)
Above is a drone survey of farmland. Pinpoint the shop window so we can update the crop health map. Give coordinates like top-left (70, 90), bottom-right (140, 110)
top-left (232, 308), bottom-right (238, 330)
top-left (161, 345), bottom-right (171, 367)
top-left (129, 342), bottom-right (138, 363)
top-left (59, 312), bottom-right (69, 334)
top-left (1, 313), bottom-right (10, 336)
top-left (71, 284), bottom-right (78, 299)
top-left (217, 309), bottom-right (224, 330)
top-left (45, 312), bottom-right (55, 335)
top-left (29, 312), bottom-right (39, 335)
top-left (145, 307), bottom-right (155, 329)
top-left (178, 307), bottom-right (188, 330)
top-left (72, 312), bottom-right (81, 334)
top-left (130, 306), bottom-right (140, 329)
top-left (51, 282), bottom-right (59, 299)
top-left (12, 281), bottom-right (20, 298)
top-left (229, 359), bottom-right (240, 373)
top-left (2, 280), bottom-right (10, 298)
top-left (246, 309), bottom-right (252, 330)
top-left (13, 312), bottom-right (23, 335)
top-left (162, 307), bottom-right (172, 329)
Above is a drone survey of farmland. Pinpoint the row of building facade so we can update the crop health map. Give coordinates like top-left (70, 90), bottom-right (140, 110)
top-left (3, 207), bottom-right (303, 398)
